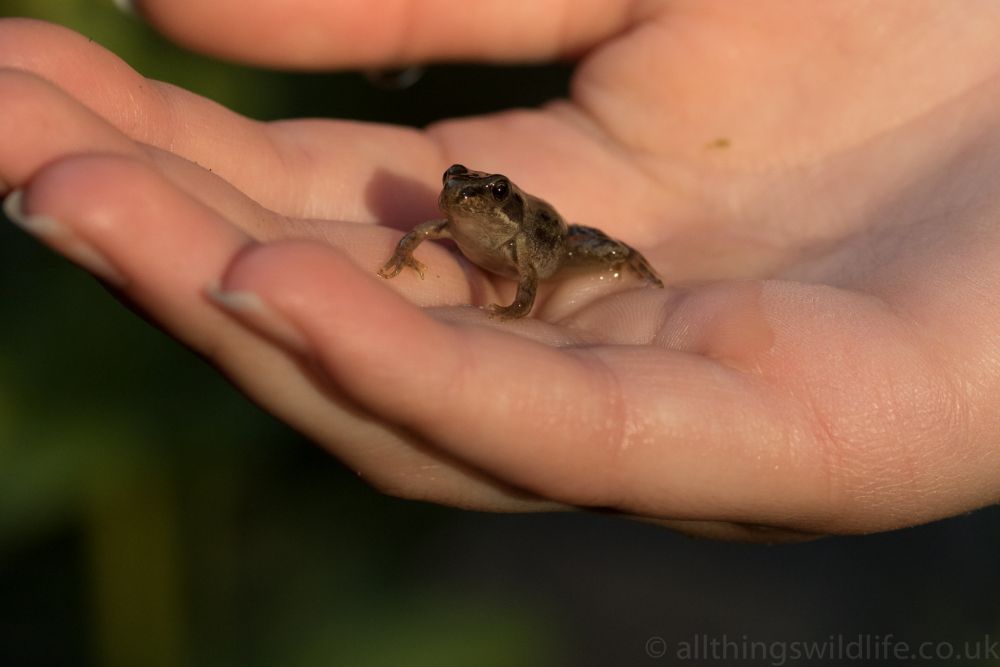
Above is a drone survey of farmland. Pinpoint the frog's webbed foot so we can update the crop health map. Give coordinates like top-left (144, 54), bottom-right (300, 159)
top-left (485, 301), bottom-right (530, 320)
top-left (485, 269), bottom-right (538, 320)
top-left (565, 224), bottom-right (664, 287)
top-left (377, 219), bottom-right (449, 280)
top-left (378, 253), bottom-right (427, 280)
top-left (625, 252), bottom-right (664, 288)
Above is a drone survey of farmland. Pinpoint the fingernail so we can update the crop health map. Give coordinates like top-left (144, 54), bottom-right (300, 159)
top-left (112, 0), bottom-right (137, 16)
top-left (3, 190), bottom-right (128, 287)
top-left (207, 286), bottom-right (312, 355)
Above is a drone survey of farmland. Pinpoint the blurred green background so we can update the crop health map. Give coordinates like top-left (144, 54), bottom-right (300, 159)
top-left (1, 2), bottom-right (999, 667)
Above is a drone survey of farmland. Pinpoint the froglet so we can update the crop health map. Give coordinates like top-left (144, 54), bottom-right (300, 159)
top-left (378, 164), bottom-right (663, 319)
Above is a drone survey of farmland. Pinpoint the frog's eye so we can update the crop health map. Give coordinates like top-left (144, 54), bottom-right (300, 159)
top-left (490, 179), bottom-right (510, 201)
top-left (443, 164), bottom-right (467, 183)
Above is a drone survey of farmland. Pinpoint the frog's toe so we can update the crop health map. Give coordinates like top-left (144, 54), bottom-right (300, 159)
top-left (378, 254), bottom-right (428, 280)
top-left (405, 257), bottom-right (427, 279)
top-left (377, 260), bottom-right (402, 279)
top-left (484, 303), bottom-right (508, 320)
top-left (627, 255), bottom-right (664, 287)
top-left (642, 270), bottom-right (665, 288)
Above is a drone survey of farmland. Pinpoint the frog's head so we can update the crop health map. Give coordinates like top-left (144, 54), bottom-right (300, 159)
top-left (438, 164), bottom-right (521, 225)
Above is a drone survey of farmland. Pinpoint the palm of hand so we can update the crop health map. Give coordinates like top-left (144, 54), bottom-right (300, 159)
top-left (4, 4), bottom-right (1000, 538)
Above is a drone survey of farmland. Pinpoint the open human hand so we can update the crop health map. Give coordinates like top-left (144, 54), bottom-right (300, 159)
top-left (4, 2), bottom-right (1000, 539)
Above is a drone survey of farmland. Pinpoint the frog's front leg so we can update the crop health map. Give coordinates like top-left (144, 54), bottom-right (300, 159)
top-left (486, 268), bottom-right (538, 320)
top-left (378, 219), bottom-right (450, 280)
top-left (565, 224), bottom-right (664, 287)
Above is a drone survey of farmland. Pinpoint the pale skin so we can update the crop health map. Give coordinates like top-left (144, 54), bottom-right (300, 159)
top-left (4, 2), bottom-right (1000, 539)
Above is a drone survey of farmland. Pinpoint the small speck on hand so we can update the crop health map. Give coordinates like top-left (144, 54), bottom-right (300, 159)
top-left (705, 137), bottom-right (731, 150)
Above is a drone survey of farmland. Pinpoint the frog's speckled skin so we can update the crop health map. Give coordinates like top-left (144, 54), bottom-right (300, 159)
top-left (378, 164), bottom-right (663, 319)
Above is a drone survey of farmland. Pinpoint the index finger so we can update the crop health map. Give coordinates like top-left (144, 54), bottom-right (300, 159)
top-left (0, 19), bottom-right (441, 221)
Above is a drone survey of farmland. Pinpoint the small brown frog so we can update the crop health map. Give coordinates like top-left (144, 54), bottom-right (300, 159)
top-left (378, 164), bottom-right (663, 319)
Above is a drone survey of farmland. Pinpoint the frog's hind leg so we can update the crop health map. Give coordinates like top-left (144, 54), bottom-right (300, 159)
top-left (626, 249), bottom-right (664, 287)
top-left (565, 224), bottom-right (664, 287)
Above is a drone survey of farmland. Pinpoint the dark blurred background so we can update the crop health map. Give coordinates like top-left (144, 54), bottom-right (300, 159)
top-left (1, 2), bottom-right (998, 666)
